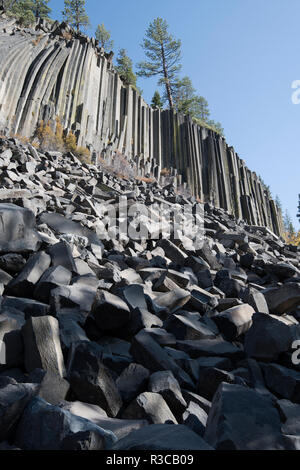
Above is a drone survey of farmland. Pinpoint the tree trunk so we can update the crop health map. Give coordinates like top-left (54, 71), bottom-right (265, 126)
top-left (161, 44), bottom-right (174, 110)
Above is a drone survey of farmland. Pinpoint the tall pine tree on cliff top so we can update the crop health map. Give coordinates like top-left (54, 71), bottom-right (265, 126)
top-left (62, 0), bottom-right (90, 32)
top-left (32, 0), bottom-right (51, 19)
top-left (151, 90), bottom-right (163, 109)
top-left (95, 23), bottom-right (114, 52)
top-left (137, 17), bottom-right (182, 110)
top-left (116, 49), bottom-right (137, 89)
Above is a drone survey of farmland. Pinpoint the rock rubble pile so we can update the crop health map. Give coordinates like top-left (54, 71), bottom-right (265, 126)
top-left (0, 137), bottom-right (299, 450)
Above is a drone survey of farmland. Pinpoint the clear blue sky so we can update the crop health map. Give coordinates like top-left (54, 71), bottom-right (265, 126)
top-left (49, 0), bottom-right (300, 228)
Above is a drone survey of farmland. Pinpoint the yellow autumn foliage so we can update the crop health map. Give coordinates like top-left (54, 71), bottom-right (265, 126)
top-left (284, 230), bottom-right (300, 246)
top-left (36, 119), bottom-right (90, 163)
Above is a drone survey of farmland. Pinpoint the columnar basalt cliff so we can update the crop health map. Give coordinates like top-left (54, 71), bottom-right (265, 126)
top-left (0, 13), bottom-right (283, 235)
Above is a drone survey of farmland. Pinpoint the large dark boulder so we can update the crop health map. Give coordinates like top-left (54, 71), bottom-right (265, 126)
top-left (212, 304), bottom-right (254, 341)
top-left (244, 313), bottom-right (293, 362)
top-left (111, 423), bottom-right (214, 450)
top-left (22, 316), bottom-right (65, 377)
top-left (263, 283), bottom-right (300, 314)
top-left (0, 378), bottom-right (38, 441)
top-left (261, 363), bottom-right (300, 403)
top-left (91, 290), bottom-right (131, 330)
top-left (204, 383), bottom-right (285, 450)
top-left (6, 251), bottom-right (51, 298)
top-left (67, 341), bottom-right (123, 417)
top-left (0, 204), bottom-right (41, 253)
top-left (15, 397), bottom-right (116, 450)
top-left (122, 391), bottom-right (177, 424)
top-left (148, 371), bottom-right (187, 421)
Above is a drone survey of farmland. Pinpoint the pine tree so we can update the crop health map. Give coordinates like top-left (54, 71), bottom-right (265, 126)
top-left (4, 0), bottom-right (50, 21)
top-left (284, 210), bottom-right (295, 237)
top-left (137, 17), bottom-right (181, 110)
top-left (206, 120), bottom-right (224, 136)
top-left (275, 195), bottom-right (282, 211)
top-left (172, 77), bottom-right (209, 119)
top-left (1, 1), bottom-right (18, 10)
top-left (32, 0), bottom-right (51, 19)
top-left (116, 49), bottom-right (137, 89)
top-left (62, 0), bottom-right (90, 32)
top-left (151, 90), bottom-right (163, 109)
top-left (95, 23), bottom-right (113, 51)
top-left (7, 0), bottom-right (35, 25)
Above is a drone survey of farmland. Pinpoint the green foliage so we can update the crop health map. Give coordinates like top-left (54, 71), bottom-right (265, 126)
top-left (206, 119), bottom-right (224, 136)
top-left (275, 195), bottom-right (282, 211)
top-left (172, 76), bottom-right (208, 118)
top-left (36, 118), bottom-right (90, 162)
top-left (4, 0), bottom-right (51, 24)
top-left (171, 76), bottom-right (224, 135)
top-left (6, 1), bottom-right (34, 26)
top-left (151, 90), bottom-right (163, 109)
top-left (31, 0), bottom-right (50, 18)
top-left (116, 48), bottom-right (138, 90)
top-left (62, 0), bottom-right (90, 32)
top-left (284, 210), bottom-right (295, 237)
top-left (95, 23), bottom-right (113, 52)
top-left (137, 17), bottom-right (182, 109)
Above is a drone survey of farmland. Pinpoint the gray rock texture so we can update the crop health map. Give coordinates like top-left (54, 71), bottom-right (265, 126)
top-left (0, 14), bottom-right (283, 235)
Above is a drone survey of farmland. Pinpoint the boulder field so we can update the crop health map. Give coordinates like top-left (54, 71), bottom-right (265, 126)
top-left (0, 137), bottom-right (299, 450)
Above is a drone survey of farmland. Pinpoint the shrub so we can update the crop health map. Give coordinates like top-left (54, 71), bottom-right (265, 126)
top-left (35, 118), bottom-right (90, 158)
top-left (75, 146), bottom-right (91, 164)
top-left (64, 131), bottom-right (77, 153)
top-left (161, 167), bottom-right (170, 176)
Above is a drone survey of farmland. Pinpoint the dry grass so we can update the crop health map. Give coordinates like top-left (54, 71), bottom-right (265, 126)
top-left (61, 31), bottom-right (73, 41)
top-left (32, 35), bottom-right (43, 47)
top-left (35, 118), bottom-right (91, 161)
top-left (10, 133), bottom-right (31, 145)
top-left (161, 167), bottom-right (171, 176)
top-left (136, 176), bottom-right (155, 183)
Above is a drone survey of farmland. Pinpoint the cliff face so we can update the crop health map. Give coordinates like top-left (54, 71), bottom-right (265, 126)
top-left (0, 14), bottom-right (283, 235)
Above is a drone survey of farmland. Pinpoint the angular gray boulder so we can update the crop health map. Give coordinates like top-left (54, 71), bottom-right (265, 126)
top-left (122, 392), bottom-right (177, 424)
top-left (204, 382), bottom-right (285, 449)
top-left (0, 378), bottom-right (38, 441)
top-left (6, 251), bottom-right (51, 298)
top-left (116, 363), bottom-right (149, 403)
top-left (244, 313), bottom-right (293, 362)
top-left (22, 316), bottom-right (66, 377)
top-left (263, 283), bottom-right (300, 314)
top-left (67, 341), bottom-right (123, 417)
top-left (16, 397), bottom-right (117, 450)
top-left (261, 363), bottom-right (300, 403)
top-left (59, 400), bottom-right (148, 440)
top-left (91, 290), bottom-right (131, 330)
top-left (111, 423), bottom-right (214, 450)
top-left (148, 371), bottom-right (187, 421)
top-left (212, 304), bottom-right (255, 341)
top-left (0, 204), bottom-right (41, 253)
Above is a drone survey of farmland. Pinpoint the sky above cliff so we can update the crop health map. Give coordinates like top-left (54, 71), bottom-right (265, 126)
top-left (50, 0), bottom-right (300, 228)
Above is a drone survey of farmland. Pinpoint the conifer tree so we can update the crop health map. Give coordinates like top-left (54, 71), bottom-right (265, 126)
top-left (62, 0), bottom-right (90, 32)
top-left (31, 0), bottom-right (50, 19)
top-left (4, 0), bottom-right (51, 22)
top-left (116, 49), bottom-right (138, 89)
top-left (137, 18), bottom-right (181, 110)
top-left (95, 23), bottom-right (113, 51)
top-left (151, 90), bottom-right (163, 109)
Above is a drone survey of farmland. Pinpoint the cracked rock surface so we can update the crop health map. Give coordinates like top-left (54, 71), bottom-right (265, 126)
top-left (0, 137), bottom-right (299, 450)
